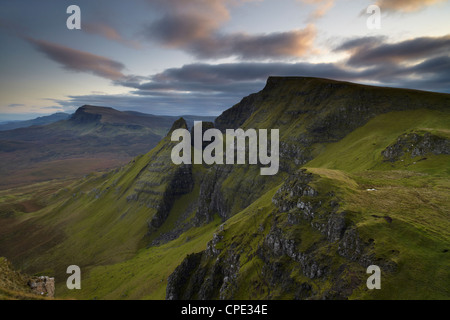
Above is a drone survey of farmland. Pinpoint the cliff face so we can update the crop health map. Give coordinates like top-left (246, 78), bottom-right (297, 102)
top-left (197, 77), bottom-right (450, 223)
top-left (217, 77), bottom-right (448, 169)
top-left (166, 170), bottom-right (397, 300)
top-left (214, 94), bottom-right (258, 131)
top-left (123, 118), bottom-right (195, 235)
top-left (164, 78), bottom-right (450, 300)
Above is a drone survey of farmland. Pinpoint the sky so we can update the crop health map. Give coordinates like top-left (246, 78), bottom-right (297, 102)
top-left (0, 0), bottom-right (449, 121)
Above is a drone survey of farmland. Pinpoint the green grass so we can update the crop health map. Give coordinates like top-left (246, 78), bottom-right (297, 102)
top-left (301, 108), bottom-right (450, 299)
top-left (306, 109), bottom-right (450, 172)
top-left (0, 257), bottom-right (50, 300)
top-left (57, 216), bottom-right (222, 300)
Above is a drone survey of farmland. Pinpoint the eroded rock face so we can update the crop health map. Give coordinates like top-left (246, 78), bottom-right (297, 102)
top-left (165, 248), bottom-right (241, 300)
top-left (165, 166), bottom-right (401, 300)
top-left (215, 94), bottom-right (258, 132)
top-left (28, 276), bottom-right (55, 298)
top-left (382, 132), bottom-right (450, 162)
top-left (272, 169), bottom-right (316, 213)
top-left (195, 166), bottom-right (230, 225)
top-left (259, 225), bottom-right (327, 280)
top-left (148, 164), bottom-right (194, 232)
top-left (166, 252), bottom-right (203, 300)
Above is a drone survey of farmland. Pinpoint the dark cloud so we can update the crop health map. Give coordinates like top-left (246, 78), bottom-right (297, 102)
top-left (160, 61), bottom-right (353, 83)
top-left (144, 0), bottom-right (316, 59)
top-left (409, 55), bottom-right (450, 74)
top-left (148, 20), bottom-right (316, 59)
top-left (336, 35), bottom-right (450, 66)
top-left (334, 36), bottom-right (385, 51)
top-left (8, 103), bottom-right (25, 108)
top-left (219, 26), bottom-right (316, 60)
top-left (27, 38), bottom-right (126, 80)
top-left (117, 61), bottom-right (359, 97)
top-left (145, 0), bottom-right (228, 46)
top-left (150, 22), bottom-right (316, 59)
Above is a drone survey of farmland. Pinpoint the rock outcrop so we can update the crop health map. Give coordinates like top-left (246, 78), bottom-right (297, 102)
top-left (382, 132), bottom-right (450, 162)
top-left (166, 168), bottom-right (398, 299)
top-left (0, 257), bottom-right (53, 299)
top-left (28, 276), bottom-right (55, 298)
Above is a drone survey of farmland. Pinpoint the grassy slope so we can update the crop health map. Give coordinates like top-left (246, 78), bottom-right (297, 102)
top-left (304, 108), bottom-right (450, 299)
top-left (0, 257), bottom-right (49, 300)
top-left (0, 119), bottom-right (223, 299)
top-left (0, 128), bottom-right (184, 280)
top-left (54, 108), bottom-right (449, 300)
top-left (57, 216), bottom-right (221, 300)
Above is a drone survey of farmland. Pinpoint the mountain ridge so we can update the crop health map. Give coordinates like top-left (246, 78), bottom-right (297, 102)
top-left (0, 77), bottom-right (448, 300)
top-left (0, 112), bottom-right (70, 131)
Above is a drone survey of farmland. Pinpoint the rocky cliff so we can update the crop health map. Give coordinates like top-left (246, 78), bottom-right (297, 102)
top-left (164, 77), bottom-right (449, 300)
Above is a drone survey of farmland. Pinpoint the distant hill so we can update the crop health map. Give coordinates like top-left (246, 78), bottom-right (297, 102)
top-left (0, 105), bottom-right (215, 189)
top-left (0, 113), bottom-right (70, 131)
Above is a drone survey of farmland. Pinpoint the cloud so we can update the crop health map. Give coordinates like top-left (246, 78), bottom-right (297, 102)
top-left (301, 0), bottom-right (335, 20)
top-left (146, 61), bottom-right (355, 85)
top-left (147, 22), bottom-right (316, 60)
top-left (181, 25), bottom-right (315, 59)
top-left (114, 60), bottom-right (362, 102)
top-left (60, 51), bottom-right (450, 117)
top-left (27, 38), bottom-right (126, 80)
top-left (83, 22), bottom-right (141, 49)
top-left (375, 0), bottom-right (447, 13)
top-left (336, 35), bottom-right (450, 66)
top-left (146, 0), bottom-right (229, 46)
top-left (409, 55), bottom-right (450, 74)
top-left (144, 0), bottom-right (316, 59)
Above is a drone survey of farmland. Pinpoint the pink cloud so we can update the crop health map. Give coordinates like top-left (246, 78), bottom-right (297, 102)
top-left (28, 38), bottom-right (126, 80)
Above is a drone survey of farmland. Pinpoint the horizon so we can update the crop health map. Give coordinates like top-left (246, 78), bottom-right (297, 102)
top-left (2, 75), bottom-right (450, 122)
top-left (1, 1), bottom-right (449, 121)
top-left (5, 74), bottom-right (450, 122)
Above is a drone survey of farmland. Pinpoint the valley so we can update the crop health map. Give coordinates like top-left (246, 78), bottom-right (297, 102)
top-left (0, 106), bottom-right (215, 189)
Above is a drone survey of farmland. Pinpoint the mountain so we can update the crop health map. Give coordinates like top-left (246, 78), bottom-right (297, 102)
top-left (0, 105), bottom-right (215, 189)
top-left (0, 113), bottom-right (71, 131)
top-left (0, 77), bottom-right (448, 300)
